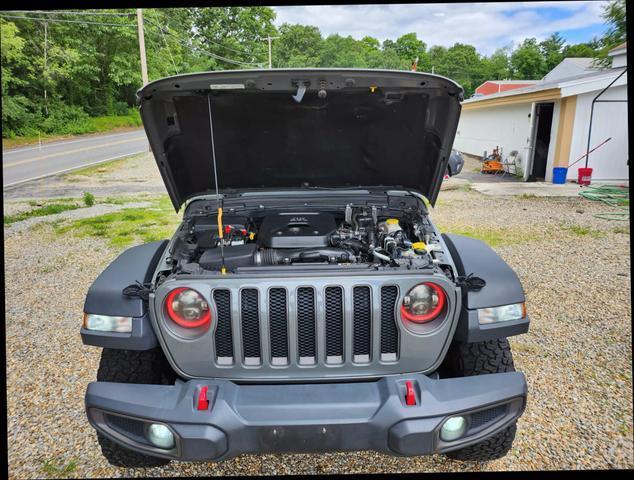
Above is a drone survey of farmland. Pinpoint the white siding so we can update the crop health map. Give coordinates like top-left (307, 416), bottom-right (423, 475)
top-left (566, 84), bottom-right (628, 182)
top-left (453, 103), bottom-right (533, 174)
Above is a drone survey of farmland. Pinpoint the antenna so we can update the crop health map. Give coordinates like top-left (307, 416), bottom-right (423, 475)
top-left (207, 93), bottom-right (227, 275)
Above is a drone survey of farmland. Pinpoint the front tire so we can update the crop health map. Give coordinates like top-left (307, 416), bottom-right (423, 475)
top-left (95, 348), bottom-right (175, 468)
top-left (440, 339), bottom-right (518, 461)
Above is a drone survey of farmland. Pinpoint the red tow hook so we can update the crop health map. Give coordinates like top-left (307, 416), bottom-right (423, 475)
top-left (405, 380), bottom-right (416, 406)
top-left (197, 386), bottom-right (209, 411)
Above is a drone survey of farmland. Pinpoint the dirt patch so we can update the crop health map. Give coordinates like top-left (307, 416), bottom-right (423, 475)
top-left (3, 153), bottom-right (166, 202)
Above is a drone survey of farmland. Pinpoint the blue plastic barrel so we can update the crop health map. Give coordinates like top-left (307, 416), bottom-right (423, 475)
top-left (552, 167), bottom-right (568, 184)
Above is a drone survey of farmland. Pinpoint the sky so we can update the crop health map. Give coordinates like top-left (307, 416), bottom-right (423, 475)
top-left (272, 2), bottom-right (610, 55)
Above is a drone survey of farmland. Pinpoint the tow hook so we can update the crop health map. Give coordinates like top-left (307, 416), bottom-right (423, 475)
top-left (197, 386), bottom-right (210, 411)
top-left (405, 380), bottom-right (417, 406)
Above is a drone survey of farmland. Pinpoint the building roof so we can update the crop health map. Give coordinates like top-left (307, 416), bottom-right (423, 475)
top-left (542, 57), bottom-right (600, 82)
top-left (481, 80), bottom-right (539, 85)
top-left (608, 41), bottom-right (627, 55)
top-left (462, 66), bottom-right (627, 106)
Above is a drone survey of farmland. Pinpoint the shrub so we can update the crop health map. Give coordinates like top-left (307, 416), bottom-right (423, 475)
top-left (83, 191), bottom-right (95, 207)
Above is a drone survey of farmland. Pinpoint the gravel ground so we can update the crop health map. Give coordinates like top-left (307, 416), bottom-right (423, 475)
top-left (4, 162), bottom-right (632, 477)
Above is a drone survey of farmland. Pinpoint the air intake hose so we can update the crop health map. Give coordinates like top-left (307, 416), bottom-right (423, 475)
top-left (255, 248), bottom-right (356, 265)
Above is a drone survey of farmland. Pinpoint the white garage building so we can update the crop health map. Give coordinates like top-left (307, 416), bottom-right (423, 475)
top-left (453, 43), bottom-right (628, 183)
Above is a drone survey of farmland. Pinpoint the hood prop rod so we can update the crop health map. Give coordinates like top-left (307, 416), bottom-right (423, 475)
top-left (207, 93), bottom-right (227, 275)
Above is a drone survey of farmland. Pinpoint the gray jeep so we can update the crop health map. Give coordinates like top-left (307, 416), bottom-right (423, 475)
top-left (82, 69), bottom-right (529, 467)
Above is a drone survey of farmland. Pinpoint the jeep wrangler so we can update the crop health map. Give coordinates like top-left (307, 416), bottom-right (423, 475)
top-left (82, 69), bottom-right (528, 467)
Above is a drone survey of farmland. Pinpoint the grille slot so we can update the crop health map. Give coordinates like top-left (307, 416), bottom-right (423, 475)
top-left (240, 289), bottom-right (261, 363)
top-left (380, 286), bottom-right (399, 360)
top-left (324, 286), bottom-right (344, 363)
top-left (269, 288), bottom-right (289, 364)
top-left (469, 405), bottom-right (507, 430)
top-left (297, 287), bottom-right (316, 364)
top-left (213, 289), bottom-right (233, 363)
top-left (352, 286), bottom-right (372, 362)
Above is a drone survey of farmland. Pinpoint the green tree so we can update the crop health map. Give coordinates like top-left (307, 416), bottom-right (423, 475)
top-left (189, 7), bottom-right (276, 69)
top-left (273, 23), bottom-right (323, 68)
top-left (540, 32), bottom-right (565, 72)
top-left (595, 0), bottom-right (626, 65)
top-left (562, 41), bottom-right (599, 58)
top-left (510, 38), bottom-right (547, 79)
top-left (393, 33), bottom-right (430, 71)
top-left (482, 47), bottom-right (511, 80)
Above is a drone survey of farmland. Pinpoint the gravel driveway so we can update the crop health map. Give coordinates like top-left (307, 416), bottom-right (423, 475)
top-left (4, 157), bottom-right (632, 477)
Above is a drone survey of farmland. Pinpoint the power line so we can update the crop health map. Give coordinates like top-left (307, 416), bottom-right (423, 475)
top-left (143, 19), bottom-right (265, 67)
top-left (148, 10), bottom-right (178, 75)
top-left (0, 14), bottom-right (136, 27)
top-left (144, 16), bottom-right (264, 63)
top-left (5, 10), bottom-right (135, 16)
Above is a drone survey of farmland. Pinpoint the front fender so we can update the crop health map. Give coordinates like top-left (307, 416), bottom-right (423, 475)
top-left (81, 240), bottom-right (168, 350)
top-left (442, 233), bottom-right (529, 342)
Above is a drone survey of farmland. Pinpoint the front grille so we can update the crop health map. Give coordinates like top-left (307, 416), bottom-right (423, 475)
top-left (212, 284), bottom-right (401, 369)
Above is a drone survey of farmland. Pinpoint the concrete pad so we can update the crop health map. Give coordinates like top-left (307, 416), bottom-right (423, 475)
top-left (470, 181), bottom-right (585, 197)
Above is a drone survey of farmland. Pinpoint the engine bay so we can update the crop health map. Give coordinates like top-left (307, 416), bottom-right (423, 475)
top-left (162, 195), bottom-right (455, 279)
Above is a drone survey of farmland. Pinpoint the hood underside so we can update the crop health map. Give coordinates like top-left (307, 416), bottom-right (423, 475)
top-left (138, 69), bottom-right (463, 210)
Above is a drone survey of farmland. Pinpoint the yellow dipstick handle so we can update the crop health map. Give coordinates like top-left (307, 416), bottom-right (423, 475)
top-left (217, 207), bottom-right (224, 239)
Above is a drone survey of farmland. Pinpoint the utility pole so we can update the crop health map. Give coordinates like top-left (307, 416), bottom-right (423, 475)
top-left (266, 36), bottom-right (279, 69)
top-left (136, 9), bottom-right (149, 85)
top-left (43, 21), bottom-right (48, 116)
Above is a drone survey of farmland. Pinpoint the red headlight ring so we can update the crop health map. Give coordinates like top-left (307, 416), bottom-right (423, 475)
top-left (165, 287), bottom-right (211, 328)
top-left (400, 283), bottom-right (446, 323)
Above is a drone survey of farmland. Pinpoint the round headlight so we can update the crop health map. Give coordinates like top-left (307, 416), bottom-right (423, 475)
top-left (165, 287), bottom-right (211, 328)
top-left (400, 282), bottom-right (446, 323)
top-left (146, 423), bottom-right (175, 449)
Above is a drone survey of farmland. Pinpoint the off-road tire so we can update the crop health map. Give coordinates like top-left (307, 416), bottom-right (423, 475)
top-left (445, 423), bottom-right (517, 461)
top-left (440, 338), bottom-right (517, 461)
top-left (441, 338), bottom-right (515, 378)
top-left (95, 348), bottom-right (174, 468)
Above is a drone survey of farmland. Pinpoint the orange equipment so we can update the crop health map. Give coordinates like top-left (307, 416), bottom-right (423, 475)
top-left (481, 146), bottom-right (504, 174)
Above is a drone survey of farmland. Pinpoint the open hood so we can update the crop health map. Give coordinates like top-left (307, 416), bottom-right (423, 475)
top-left (138, 69), bottom-right (463, 210)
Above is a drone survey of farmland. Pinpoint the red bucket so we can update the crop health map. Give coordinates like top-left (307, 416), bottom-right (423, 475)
top-left (577, 167), bottom-right (593, 186)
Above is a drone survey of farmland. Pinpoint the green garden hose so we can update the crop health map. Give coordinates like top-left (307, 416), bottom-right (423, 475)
top-left (579, 185), bottom-right (630, 221)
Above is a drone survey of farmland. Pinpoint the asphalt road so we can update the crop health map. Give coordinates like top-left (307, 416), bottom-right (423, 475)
top-left (2, 129), bottom-right (149, 188)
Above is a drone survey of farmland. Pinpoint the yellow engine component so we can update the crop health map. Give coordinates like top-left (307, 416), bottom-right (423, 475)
top-left (386, 218), bottom-right (399, 225)
top-left (411, 242), bottom-right (427, 251)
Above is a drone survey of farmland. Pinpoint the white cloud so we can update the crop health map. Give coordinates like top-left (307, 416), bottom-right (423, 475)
top-left (272, 2), bottom-right (608, 55)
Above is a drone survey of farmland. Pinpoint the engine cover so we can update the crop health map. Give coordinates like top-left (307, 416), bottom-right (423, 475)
top-left (258, 212), bottom-right (337, 248)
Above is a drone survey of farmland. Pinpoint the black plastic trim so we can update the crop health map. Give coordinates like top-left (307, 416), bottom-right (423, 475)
top-left (80, 314), bottom-right (158, 350)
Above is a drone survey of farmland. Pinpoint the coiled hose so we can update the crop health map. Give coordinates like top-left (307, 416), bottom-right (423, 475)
top-left (579, 185), bottom-right (630, 221)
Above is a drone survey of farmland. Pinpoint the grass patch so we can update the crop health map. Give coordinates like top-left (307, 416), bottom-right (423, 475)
top-left (4, 202), bottom-right (82, 224)
top-left (435, 224), bottom-right (537, 248)
top-left (3, 112), bottom-right (141, 149)
top-left (562, 224), bottom-right (605, 239)
top-left (55, 195), bottom-right (180, 248)
top-left (612, 226), bottom-right (630, 234)
top-left (517, 193), bottom-right (539, 199)
top-left (41, 458), bottom-right (77, 478)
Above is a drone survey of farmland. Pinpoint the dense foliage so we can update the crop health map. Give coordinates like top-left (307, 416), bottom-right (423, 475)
top-left (0, 2), bottom-right (625, 138)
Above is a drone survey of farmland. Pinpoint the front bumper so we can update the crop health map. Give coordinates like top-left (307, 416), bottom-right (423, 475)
top-left (85, 372), bottom-right (527, 461)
